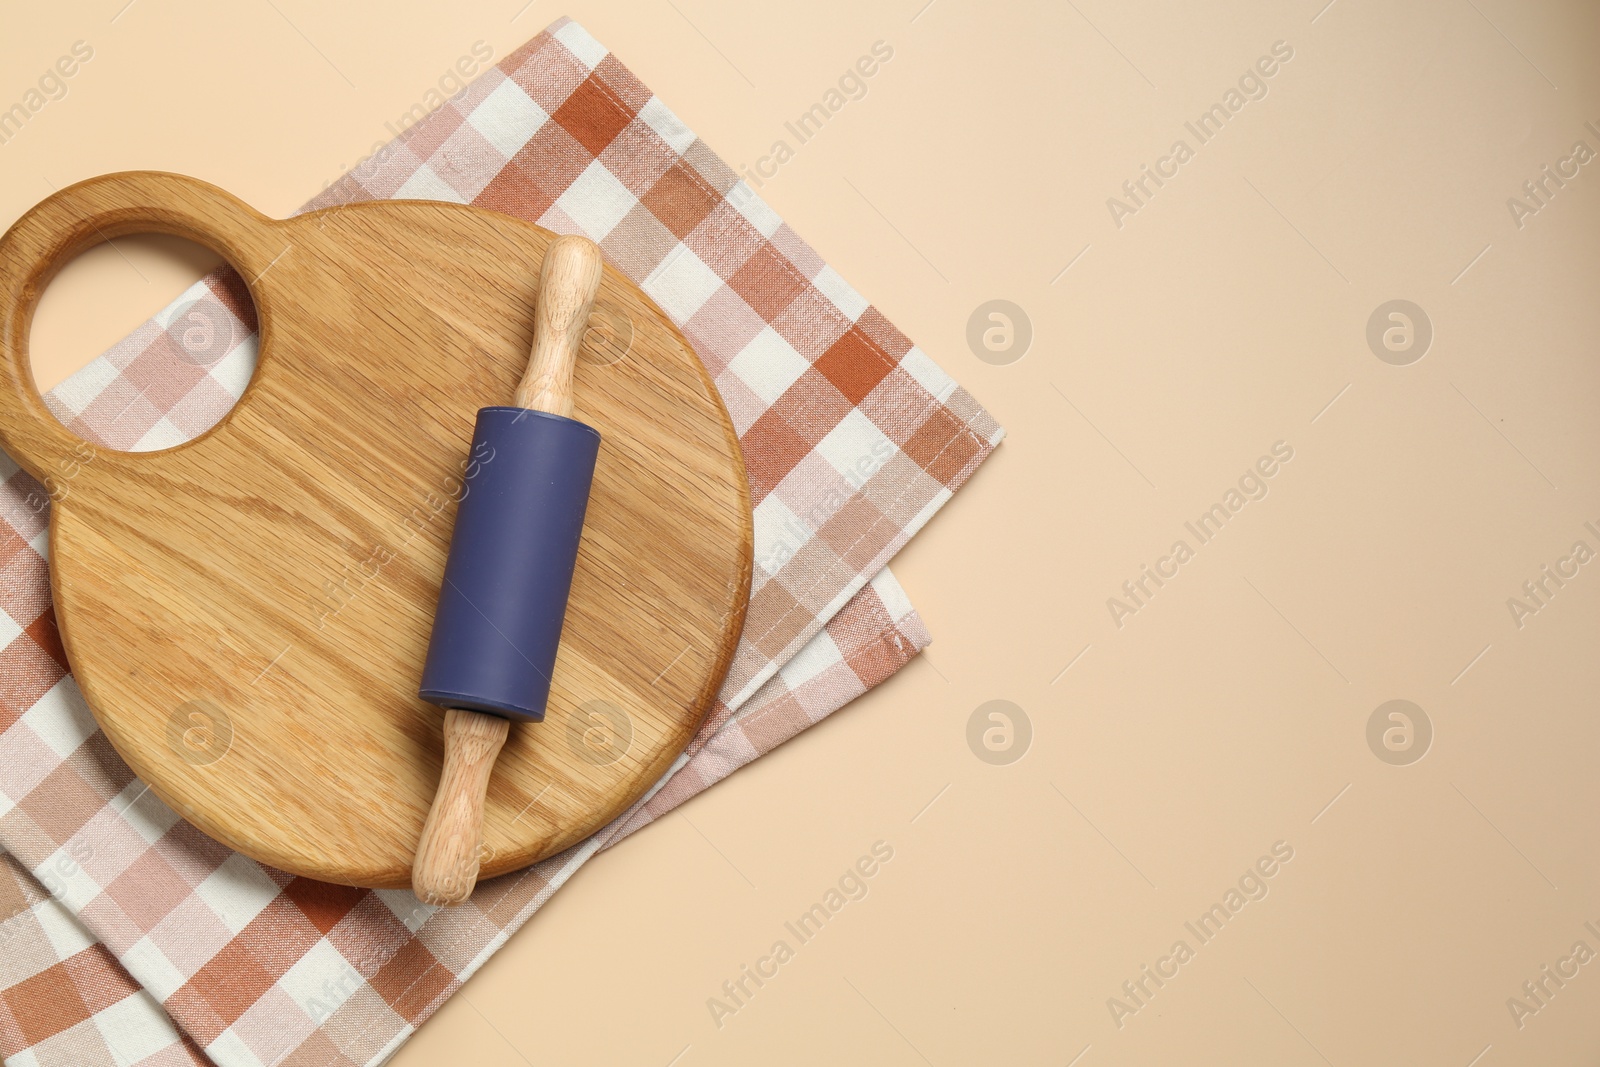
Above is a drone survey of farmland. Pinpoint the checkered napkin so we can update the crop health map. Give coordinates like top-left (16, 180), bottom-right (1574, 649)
top-left (0, 18), bottom-right (1000, 1067)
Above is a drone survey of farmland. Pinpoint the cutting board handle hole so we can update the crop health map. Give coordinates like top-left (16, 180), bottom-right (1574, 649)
top-left (28, 237), bottom-right (260, 452)
top-left (0, 172), bottom-right (278, 477)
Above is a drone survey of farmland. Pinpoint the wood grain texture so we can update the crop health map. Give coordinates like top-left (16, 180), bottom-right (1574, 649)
top-left (0, 172), bottom-right (753, 889)
top-left (412, 234), bottom-right (604, 907)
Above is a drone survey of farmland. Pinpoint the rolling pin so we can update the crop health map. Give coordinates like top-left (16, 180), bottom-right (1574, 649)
top-left (412, 234), bottom-right (604, 906)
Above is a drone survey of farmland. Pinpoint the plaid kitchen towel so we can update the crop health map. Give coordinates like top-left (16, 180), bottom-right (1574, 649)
top-left (0, 572), bottom-right (927, 1067)
top-left (0, 17), bottom-right (1000, 1067)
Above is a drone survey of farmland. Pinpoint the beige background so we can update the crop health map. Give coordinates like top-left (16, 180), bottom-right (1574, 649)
top-left (6, 0), bottom-right (1600, 1064)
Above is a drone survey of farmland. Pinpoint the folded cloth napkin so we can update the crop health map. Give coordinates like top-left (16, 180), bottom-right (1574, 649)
top-left (0, 18), bottom-right (1001, 1067)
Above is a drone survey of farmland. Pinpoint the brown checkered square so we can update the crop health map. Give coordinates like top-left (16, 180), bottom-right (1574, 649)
top-left (324, 892), bottom-right (414, 967)
top-left (229, 985), bottom-right (309, 1064)
top-left (0, 543), bottom-right (49, 633)
top-left (738, 692), bottom-right (809, 756)
top-left (60, 948), bottom-right (134, 1019)
top-left (368, 939), bottom-right (453, 1019)
top-left (168, 898), bottom-right (320, 1041)
top-left (392, 105), bottom-right (464, 167)
top-left (207, 272), bottom-right (257, 334)
top-left (857, 367), bottom-right (939, 446)
top-left (280, 877), bottom-right (366, 935)
top-left (779, 536), bottom-right (856, 616)
top-left (159, 820), bottom-right (237, 887)
top-left (474, 864), bottom-right (551, 927)
top-left (0, 635), bottom-right (65, 733)
top-left (598, 203), bottom-right (679, 282)
top-left (819, 494), bottom-right (897, 574)
top-left (739, 406), bottom-right (814, 504)
top-left (19, 762), bottom-right (111, 850)
top-left (641, 160), bottom-right (723, 238)
top-left (4, 956), bottom-right (93, 1048)
top-left (428, 119), bottom-right (503, 201)
top-left (0, 526), bottom-right (33, 579)
top-left (0, 473), bottom-right (48, 544)
top-left (741, 581), bottom-right (815, 661)
top-left (26, 611), bottom-right (67, 673)
top-left (553, 74), bottom-right (637, 156)
top-left (279, 1029), bottom-right (363, 1067)
top-left (74, 381), bottom-right (162, 452)
top-left (683, 288), bottom-right (767, 377)
top-left (814, 326), bottom-right (898, 405)
top-left (770, 225), bottom-right (824, 281)
top-left (169, 936), bottom-right (280, 1042)
top-left (768, 368), bottom-right (855, 436)
top-left (900, 404), bottom-right (984, 486)
top-left (728, 242), bottom-right (810, 321)
top-left (682, 141), bottom-right (738, 196)
top-left (863, 454), bottom-right (944, 531)
top-left (854, 306), bottom-right (915, 363)
top-left (475, 162), bottom-right (558, 224)
top-left (167, 376), bottom-right (245, 440)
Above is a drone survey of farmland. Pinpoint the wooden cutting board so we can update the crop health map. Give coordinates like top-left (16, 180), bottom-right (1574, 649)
top-left (0, 172), bottom-right (752, 889)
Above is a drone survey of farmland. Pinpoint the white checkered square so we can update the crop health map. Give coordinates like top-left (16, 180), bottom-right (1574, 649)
top-left (122, 934), bottom-right (188, 1001)
top-left (194, 853), bottom-right (279, 935)
top-left (0, 607), bottom-right (21, 651)
top-left (636, 96), bottom-right (696, 156)
top-left (468, 80), bottom-right (549, 158)
top-left (778, 629), bottom-right (843, 686)
top-left (727, 182), bottom-right (783, 238)
top-left (213, 336), bottom-right (258, 399)
top-left (34, 845), bottom-right (102, 913)
top-left (555, 160), bottom-right (640, 240)
top-left (814, 408), bottom-right (894, 482)
top-left (554, 21), bottom-right (609, 70)
top-left (395, 163), bottom-right (469, 204)
top-left (280, 938), bottom-right (363, 1024)
top-left (868, 566), bottom-right (914, 620)
top-left (132, 415), bottom-right (187, 452)
top-left (206, 1028), bottom-right (268, 1067)
top-left (35, 887), bottom-right (97, 959)
top-left (116, 780), bottom-right (181, 845)
top-left (153, 280), bottom-right (214, 328)
top-left (898, 346), bottom-right (954, 402)
top-left (642, 245), bottom-right (723, 322)
top-left (376, 888), bottom-right (437, 933)
top-left (726, 326), bottom-right (808, 405)
top-left (92, 992), bottom-right (184, 1064)
top-left (48, 357), bottom-right (120, 418)
top-left (753, 493), bottom-right (807, 576)
top-left (20, 678), bottom-right (97, 759)
top-left (810, 264), bottom-right (868, 322)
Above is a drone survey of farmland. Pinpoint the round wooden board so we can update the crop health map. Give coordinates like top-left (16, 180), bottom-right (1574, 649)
top-left (0, 173), bottom-right (752, 889)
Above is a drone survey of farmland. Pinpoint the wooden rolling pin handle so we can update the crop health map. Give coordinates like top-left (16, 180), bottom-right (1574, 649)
top-left (412, 234), bottom-right (604, 907)
top-left (514, 234), bottom-right (605, 418)
top-left (412, 708), bottom-right (510, 907)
